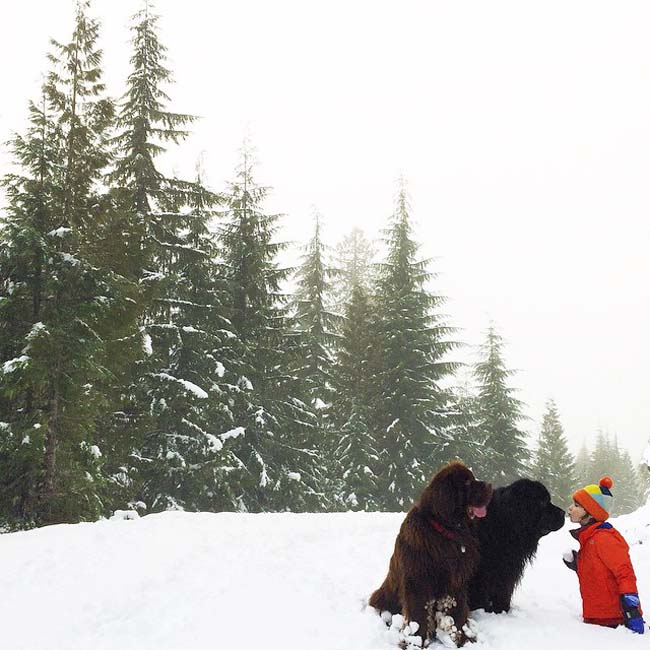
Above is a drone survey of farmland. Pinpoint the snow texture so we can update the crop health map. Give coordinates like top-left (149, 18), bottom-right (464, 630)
top-left (142, 332), bottom-right (153, 357)
top-left (0, 508), bottom-right (649, 649)
top-left (1, 355), bottom-right (29, 374)
top-left (221, 426), bottom-right (245, 442)
top-left (47, 227), bottom-right (72, 237)
top-left (204, 434), bottom-right (223, 452)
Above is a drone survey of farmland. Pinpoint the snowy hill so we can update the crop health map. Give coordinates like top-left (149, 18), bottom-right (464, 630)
top-left (1, 506), bottom-right (649, 650)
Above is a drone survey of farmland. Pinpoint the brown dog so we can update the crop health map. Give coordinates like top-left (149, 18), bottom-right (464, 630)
top-left (369, 462), bottom-right (492, 646)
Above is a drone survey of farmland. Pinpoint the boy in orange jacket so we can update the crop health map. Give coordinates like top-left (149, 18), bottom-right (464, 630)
top-left (564, 476), bottom-right (645, 634)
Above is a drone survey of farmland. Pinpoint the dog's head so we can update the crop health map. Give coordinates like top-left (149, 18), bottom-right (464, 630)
top-left (419, 461), bottom-right (493, 525)
top-left (494, 479), bottom-right (565, 538)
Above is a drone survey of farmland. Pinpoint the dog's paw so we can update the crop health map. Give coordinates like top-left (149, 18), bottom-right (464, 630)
top-left (382, 614), bottom-right (423, 649)
top-left (407, 621), bottom-right (419, 635)
top-left (391, 614), bottom-right (405, 630)
top-left (462, 617), bottom-right (478, 639)
top-left (436, 595), bottom-right (458, 613)
top-left (435, 612), bottom-right (455, 633)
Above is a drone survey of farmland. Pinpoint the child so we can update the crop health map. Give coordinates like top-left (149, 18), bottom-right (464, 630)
top-left (564, 476), bottom-right (645, 634)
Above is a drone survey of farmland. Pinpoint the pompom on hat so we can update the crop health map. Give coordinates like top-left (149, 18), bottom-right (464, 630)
top-left (573, 476), bottom-right (614, 521)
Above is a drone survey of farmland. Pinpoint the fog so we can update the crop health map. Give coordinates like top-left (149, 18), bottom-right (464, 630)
top-left (1, 0), bottom-right (648, 461)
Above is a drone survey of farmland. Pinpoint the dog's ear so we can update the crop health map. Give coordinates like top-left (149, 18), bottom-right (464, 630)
top-left (419, 463), bottom-right (472, 519)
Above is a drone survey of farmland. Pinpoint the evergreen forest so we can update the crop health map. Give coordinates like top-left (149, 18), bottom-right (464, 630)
top-left (0, 1), bottom-right (646, 529)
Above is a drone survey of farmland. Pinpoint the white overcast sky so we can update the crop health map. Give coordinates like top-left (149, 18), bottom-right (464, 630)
top-left (1, 1), bottom-right (649, 464)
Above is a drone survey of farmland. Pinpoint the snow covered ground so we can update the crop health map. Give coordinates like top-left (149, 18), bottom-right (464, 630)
top-left (1, 503), bottom-right (649, 650)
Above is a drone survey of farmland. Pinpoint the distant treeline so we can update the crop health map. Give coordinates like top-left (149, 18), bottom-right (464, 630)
top-left (0, 1), bottom-right (646, 529)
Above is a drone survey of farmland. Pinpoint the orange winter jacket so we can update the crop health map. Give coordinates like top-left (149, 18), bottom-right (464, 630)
top-left (572, 521), bottom-right (641, 624)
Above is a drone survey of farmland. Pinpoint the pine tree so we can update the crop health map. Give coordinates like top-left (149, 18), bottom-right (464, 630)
top-left (589, 430), bottom-right (612, 482)
top-left (441, 382), bottom-right (485, 471)
top-left (133, 167), bottom-right (242, 512)
top-left (111, 0), bottom-right (195, 219)
top-left (330, 280), bottom-right (375, 422)
top-left (107, 1), bottom-right (241, 512)
top-left (219, 143), bottom-right (321, 512)
top-left (292, 212), bottom-right (341, 407)
top-left (330, 275), bottom-right (378, 509)
top-left (332, 227), bottom-right (375, 314)
top-left (587, 432), bottom-right (643, 515)
top-left (473, 325), bottom-right (530, 486)
top-left (291, 213), bottom-right (343, 505)
top-left (0, 91), bottom-right (62, 527)
top-left (532, 399), bottom-right (576, 505)
top-left (637, 462), bottom-right (650, 503)
top-left (0, 0), bottom-right (125, 525)
top-left (370, 182), bottom-right (457, 509)
top-left (334, 400), bottom-right (380, 510)
top-left (574, 441), bottom-right (591, 488)
top-left (614, 446), bottom-right (643, 515)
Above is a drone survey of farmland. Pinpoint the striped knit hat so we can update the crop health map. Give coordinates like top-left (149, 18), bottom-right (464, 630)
top-left (573, 476), bottom-right (614, 521)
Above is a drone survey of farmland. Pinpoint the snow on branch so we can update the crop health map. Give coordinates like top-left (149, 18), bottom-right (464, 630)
top-left (152, 373), bottom-right (209, 399)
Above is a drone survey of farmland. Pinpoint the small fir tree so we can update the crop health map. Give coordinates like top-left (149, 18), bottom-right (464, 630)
top-left (441, 382), bottom-right (485, 471)
top-left (574, 441), bottom-right (592, 488)
top-left (473, 325), bottom-right (530, 486)
top-left (332, 227), bottom-right (376, 314)
top-left (334, 401), bottom-right (380, 511)
top-left (291, 212), bottom-right (341, 407)
top-left (532, 399), bottom-right (576, 505)
top-left (330, 278), bottom-right (378, 508)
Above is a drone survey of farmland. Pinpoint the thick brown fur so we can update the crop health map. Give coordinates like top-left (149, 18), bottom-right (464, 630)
top-left (369, 462), bottom-right (492, 646)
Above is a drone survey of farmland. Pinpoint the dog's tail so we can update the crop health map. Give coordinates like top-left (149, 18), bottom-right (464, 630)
top-left (369, 578), bottom-right (400, 615)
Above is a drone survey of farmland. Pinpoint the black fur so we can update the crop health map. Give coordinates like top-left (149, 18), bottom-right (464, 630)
top-left (468, 479), bottom-right (565, 613)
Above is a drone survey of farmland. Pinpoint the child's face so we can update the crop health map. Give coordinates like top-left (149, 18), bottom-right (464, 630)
top-left (567, 501), bottom-right (588, 523)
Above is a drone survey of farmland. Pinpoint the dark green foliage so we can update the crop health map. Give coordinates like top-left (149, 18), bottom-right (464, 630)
top-left (108, 3), bottom-right (242, 513)
top-left (333, 401), bottom-right (380, 510)
top-left (5, 2), bottom-right (645, 526)
top-left (133, 173), bottom-right (242, 512)
top-left (473, 325), bottom-right (530, 486)
top-left (291, 214), bottom-right (343, 505)
top-left (111, 1), bottom-right (195, 216)
top-left (532, 399), bottom-right (576, 506)
top-left (292, 213), bottom-right (341, 405)
top-left (330, 274), bottom-right (378, 509)
top-left (368, 183), bottom-right (457, 509)
top-left (0, 1), bottom-right (127, 526)
top-left (440, 383), bottom-right (485, 472)
top-left (219, 145), bottom-right (322, 512)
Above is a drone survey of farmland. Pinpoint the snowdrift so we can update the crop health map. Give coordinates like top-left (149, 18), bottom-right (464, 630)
top-left (1, 505), bottom-right (649, 650)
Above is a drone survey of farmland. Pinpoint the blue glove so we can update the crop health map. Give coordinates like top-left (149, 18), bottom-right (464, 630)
top-left (621, 593), bottom-right (645, 634)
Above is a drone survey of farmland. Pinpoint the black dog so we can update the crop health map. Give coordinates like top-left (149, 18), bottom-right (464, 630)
top-left (468, 479), bottom-right (565, 613)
